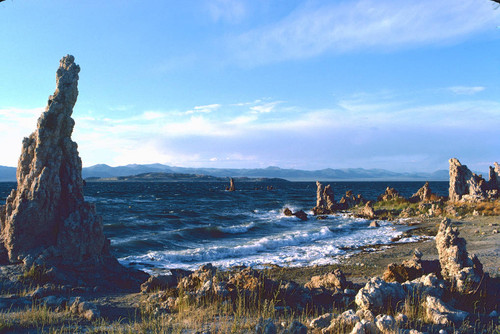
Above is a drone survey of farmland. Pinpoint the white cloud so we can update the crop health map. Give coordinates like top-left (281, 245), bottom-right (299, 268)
top-left (250, 101), bottom-right (281, 114)
top-left (230, 0), bottom-right (500, 65)
top-left (448, 86), bottom-right (486, 95)
top-left (207, 0), bottom-right (247, 23)
top-left (185, 104), bottom-right (221, 115)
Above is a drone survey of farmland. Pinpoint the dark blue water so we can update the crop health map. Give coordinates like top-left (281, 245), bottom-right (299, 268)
top-left (0, 181), bottom-right (447, 271)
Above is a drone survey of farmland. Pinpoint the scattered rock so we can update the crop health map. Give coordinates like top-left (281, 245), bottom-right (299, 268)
top-left (283, 208), bottom-right (293, 216)
top-left (369, 221), bottom-right (379, 228)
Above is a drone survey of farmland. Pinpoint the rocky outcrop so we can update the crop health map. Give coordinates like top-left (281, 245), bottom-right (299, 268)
top-left (312, 181), bottom-right (337, 214)
top-left (305, 269), bottom-right (349, 292)
top-left (448, 158), bottom-right (491, 202)
top-left (435, 218), bottom-right (483, 294)
top-left (355, 277), bottom-right (406, 311)
top-left (382, 249), bottom-right (440, 283)
top-left (338, 190), bottom-right (365, 209)
top-left (226, 177), bottom-right (235, 191)
top-left (283, 208), bottom-right (308, 221)
top-left (0, 55), bottom-right (107, 266)
top-left (360, 201), bottom-right (376, 219)
top-left (409, 182), bottom-right (434, 203)
top-left (377, 187), bottom-right (403, 202)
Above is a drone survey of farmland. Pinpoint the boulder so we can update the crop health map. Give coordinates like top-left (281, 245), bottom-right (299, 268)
top-left (355, 277), bottom-right (406, 311)
top-left (435, 218), bottom-right (483, 293)
top-left (448, 158), bottom-right (488, 202)
top-left (375, 314), bottom-right (396, 332)
top-left (423, 295), bottom-right (468, 325)
top-left (283, 208), bottom-right (293, 216)
top-left (293, 210), bottom-right (308, 221)
top-left (361, 201), bottom-right (376, 219)
top-left (309, 313), bottom-right (333, 329)
top-left (305, 269), bottom-right (348, 291)
top-left (0, 55), bottom-right (107, 265)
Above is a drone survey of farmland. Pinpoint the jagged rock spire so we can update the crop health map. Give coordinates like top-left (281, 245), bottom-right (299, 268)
top-left (1, 55), bottom-right (107, 265)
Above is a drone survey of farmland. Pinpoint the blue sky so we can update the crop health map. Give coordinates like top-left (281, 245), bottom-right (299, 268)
top-left (1, 0), bottom-right (499, 173)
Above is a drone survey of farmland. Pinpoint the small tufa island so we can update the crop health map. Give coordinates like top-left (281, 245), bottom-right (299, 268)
top-left (0, 56), bottom-right (498, 333)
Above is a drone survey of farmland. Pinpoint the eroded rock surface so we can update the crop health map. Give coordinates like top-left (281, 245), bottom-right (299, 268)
top-left (377, 187), bottom-right (403, 202)
top-left (409, 182), bottom-right (434, 203)
top-left (435, 218), bottom-right (483, 294)
top-left (448, 158), bottom-right (488, 202)
top-left (313, 181), bottom-right (337, 214)
top-left (0, 55), bottom-right (106, 266)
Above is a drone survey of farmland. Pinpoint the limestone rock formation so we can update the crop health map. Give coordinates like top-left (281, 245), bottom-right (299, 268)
top-left (304, 269), bottom-right (349, 292)
top-left (448, 158), bottom-right (488, 202)
top-left (226, 177), bottom-right (235, 191)
top-left (338, 190), bottom-right (365, 209)
top-left (355, 277), bottom-right (406, 311)
top-left (435, 218), bottom-right (483, 293)
top-left (377, 187), bottom-right (403, 202)
top-left (361, 201), bottom-right (376, 219)
top-left (0, 55), bottom-right (108, 266)
top-left (409, 181), bottom-right (433, 203)
top-left (312, 181), bottom-right (337, 214)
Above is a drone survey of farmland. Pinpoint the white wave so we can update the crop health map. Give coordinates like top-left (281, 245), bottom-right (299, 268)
top-left (218, 222), bottom-right (256, 234)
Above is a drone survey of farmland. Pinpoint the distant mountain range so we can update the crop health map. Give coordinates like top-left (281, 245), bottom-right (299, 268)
top-left (0, 163), bottom-right (450, 182)
top-left (86, 172), bottom-right (288, 183)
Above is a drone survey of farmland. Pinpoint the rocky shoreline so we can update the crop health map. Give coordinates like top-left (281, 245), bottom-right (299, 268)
top-left (0, 56), bottom-right (498, 333)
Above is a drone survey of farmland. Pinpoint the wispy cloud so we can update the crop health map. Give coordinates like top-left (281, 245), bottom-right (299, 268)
top-left (206, 0), bottom-right (247, 23)
top-left (229, 0), bottom-right (500, 65)
top-left (448, 86), bottom-right (486, 95)
top-left (185, 104), bottom-right (221, 115)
